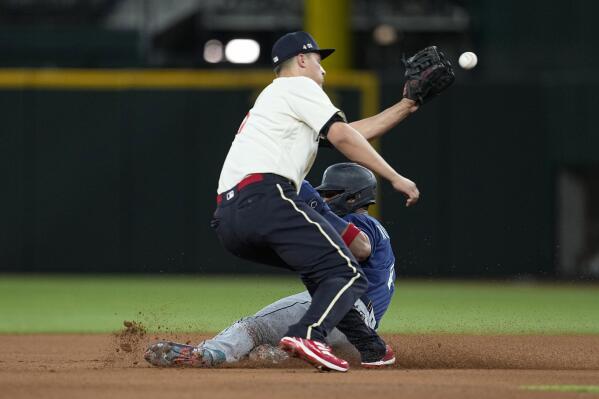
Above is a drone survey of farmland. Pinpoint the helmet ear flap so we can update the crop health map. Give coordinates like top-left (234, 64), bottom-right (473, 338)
top-left (319, 190), bottom-right (344, 200)
top-left (317, 162), bottom-right (377, 216)
top-left (326, 191), bottom-right (354, 217)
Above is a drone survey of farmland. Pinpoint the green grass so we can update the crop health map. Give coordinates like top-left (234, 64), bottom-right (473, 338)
top-left (389, 280), bottom-right (599, 334)
top-left (522, 385), bottom-right (599, 394)
top-left (0, 275), bottom-right (598, 334)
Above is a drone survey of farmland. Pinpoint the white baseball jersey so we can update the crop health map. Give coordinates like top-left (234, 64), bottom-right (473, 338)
top-left (217, 76), bottom-right (345, 194)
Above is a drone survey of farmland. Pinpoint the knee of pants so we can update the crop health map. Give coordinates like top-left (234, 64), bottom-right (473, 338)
top-left (306, 263), bottom-right (368, 294)
top-left (318, 274), bottom-right (366, 297)
top-left (238, 317), bottom-right (280, 346)
top-left (338, 267), bottom-right (368, 295)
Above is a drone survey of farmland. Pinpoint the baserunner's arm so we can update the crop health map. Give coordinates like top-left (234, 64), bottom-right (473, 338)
top-left (299, 180), bottom-right (371, 261)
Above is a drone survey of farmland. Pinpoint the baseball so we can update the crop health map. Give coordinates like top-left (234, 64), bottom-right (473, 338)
top-left (458, 51), bottom-right (478, 70)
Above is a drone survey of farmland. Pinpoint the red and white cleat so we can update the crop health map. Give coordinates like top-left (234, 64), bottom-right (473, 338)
top-left (279, 336), bottom-right (349, 372)
top-left (361, 344), bottom-right (396, 368)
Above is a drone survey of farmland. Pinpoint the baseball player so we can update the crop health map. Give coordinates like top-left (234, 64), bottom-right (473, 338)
top-left (207, 31), bottom-right (421, 372)
top-left (145, 163), bottom-right (397, 368)
top-left (163, 32), bottom-right (451, 372)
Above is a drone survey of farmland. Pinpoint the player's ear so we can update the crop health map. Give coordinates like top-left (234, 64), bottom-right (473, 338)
top-left (296, 53), bottom-right (307, 69)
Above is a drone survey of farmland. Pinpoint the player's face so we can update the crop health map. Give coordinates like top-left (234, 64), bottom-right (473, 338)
top-left (304, 53), bottom-right (326, 86)
top-left (320, 190), bottom-right (343, 202)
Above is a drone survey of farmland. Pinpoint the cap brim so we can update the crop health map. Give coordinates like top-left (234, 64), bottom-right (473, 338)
top-left (316, 48), bottom-right (335, 60)
top-left (273, 48), bottom-right (336, 68)
top-left (315, 183), bottom-right (344, 192)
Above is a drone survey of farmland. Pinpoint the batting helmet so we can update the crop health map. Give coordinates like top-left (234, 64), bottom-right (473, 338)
top-left (316, 163), bottom-right (377, 216)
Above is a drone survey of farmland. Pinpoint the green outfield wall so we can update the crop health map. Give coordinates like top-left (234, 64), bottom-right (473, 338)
top-left (1, 70), bottom-right (597, 276)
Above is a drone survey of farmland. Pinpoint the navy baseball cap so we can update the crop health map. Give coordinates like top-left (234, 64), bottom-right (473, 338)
top-left (271, 31), bottom-right (335, 68)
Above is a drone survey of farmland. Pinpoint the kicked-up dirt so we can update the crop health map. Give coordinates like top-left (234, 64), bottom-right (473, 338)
top-left (1, 331), bottom-right (598, 399)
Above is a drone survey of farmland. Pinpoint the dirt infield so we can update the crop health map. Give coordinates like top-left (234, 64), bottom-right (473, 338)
top-left (1, 333), bottom-right (598, 399)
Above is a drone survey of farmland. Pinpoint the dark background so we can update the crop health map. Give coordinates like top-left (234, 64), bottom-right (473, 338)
top-left (1, 0), bottom-right (598, 278)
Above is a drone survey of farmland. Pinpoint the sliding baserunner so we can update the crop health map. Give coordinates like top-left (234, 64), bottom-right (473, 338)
top-left (145, 163), bottom-right (397, 369)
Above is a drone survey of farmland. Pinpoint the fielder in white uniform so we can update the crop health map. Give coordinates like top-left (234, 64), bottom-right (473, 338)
top-left (218, 75), bottom-right (337, 194)
top-left (146, 31), bottom-right (421, 372)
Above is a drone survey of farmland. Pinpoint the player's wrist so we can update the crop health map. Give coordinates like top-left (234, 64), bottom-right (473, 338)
top-left (387, 172), bottom-right (405, 186)
top-left (342, 223), bottom-right (362, 246)
top-left (400, 98), bottom-right (419, 113)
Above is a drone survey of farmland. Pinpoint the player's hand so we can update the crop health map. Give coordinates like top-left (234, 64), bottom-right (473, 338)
top-left (391, 177), bottom-right (419, 207)
top-left (402, 98), bottom-right (420, 113)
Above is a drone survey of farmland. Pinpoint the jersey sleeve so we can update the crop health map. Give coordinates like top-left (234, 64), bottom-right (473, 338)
top-left (286, 77), bottom-right (347, 136)
top-left (298, 180), bottom-right (328, 214)
top-left (299, 180), bottom-right (349, 234)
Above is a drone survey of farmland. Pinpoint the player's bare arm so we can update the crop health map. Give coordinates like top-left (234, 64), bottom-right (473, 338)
top-left (327, 122), bottom-right (419, 207)
top-left (346, 229), bottom-right (371, 261)
top-left (349, 98), bottom-right (419, 141)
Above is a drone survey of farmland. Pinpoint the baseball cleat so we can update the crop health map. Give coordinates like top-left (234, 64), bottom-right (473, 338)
top-left (360, 344), bottom-right (396, 368)
top-left (279, 336), bottom-right (349, 372)
top-left (144, 341), bottom-right (225, 368)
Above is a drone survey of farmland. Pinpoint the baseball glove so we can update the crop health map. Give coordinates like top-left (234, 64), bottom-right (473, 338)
top-left (403, 46), bottom-right (455, 105)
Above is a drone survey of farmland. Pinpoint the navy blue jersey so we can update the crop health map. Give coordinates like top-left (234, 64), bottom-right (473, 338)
top-left (343, 212), bottom-right (395, 328)
top-left (298, 180), bottom-right (396, 328)
top-left (298, 180), bottom-right (348, 233)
